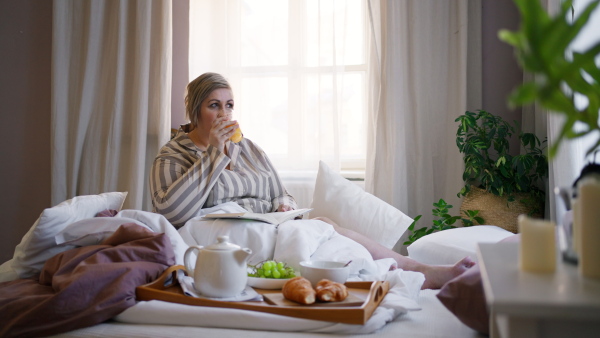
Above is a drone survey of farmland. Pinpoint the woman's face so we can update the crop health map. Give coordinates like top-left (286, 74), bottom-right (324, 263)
top-left (197, 88), bottom-right (234, 132)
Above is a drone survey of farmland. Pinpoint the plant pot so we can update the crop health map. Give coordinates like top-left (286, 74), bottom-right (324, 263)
top-left (459, 186), bottom-right (544, 233)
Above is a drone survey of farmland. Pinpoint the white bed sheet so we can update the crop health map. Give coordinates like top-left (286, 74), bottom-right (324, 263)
top-left (3, 201), bottom-right (485, 337)
top-left (52, 289), bottom-right (483, 338)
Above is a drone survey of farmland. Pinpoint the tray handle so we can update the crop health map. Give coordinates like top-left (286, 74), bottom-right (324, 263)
top-left (156, 265), bottom-right (187, 288)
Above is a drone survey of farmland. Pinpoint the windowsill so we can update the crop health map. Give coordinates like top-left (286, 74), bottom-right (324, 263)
top-left (278, 170), bottom-right (365, 181)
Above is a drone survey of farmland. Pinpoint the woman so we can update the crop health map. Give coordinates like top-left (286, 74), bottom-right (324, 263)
top-left (150, 72), bottom-right (296, 229)
top-left (150, 72), bottom-right (473, 289)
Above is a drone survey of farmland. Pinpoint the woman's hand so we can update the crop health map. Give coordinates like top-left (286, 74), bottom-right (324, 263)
top-left (277, 204), bottom-right (294, 212)
top-left (208, 113), bottom-right (239, 153)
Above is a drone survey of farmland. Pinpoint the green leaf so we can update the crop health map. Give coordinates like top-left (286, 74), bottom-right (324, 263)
top-left (500, 0), bottom-right (600, 159)
top-left (508, 82), bottom-right (538, 107)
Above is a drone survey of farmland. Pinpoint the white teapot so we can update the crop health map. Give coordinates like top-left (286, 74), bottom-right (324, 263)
top-left (184, 236), bottom-right (252, 298)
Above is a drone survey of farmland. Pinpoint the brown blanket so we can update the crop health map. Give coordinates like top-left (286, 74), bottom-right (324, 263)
top-left (0, 223), bottom-right (175, 337)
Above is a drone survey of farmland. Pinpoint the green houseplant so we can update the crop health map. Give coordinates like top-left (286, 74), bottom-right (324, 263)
top-left (456, 110), bottom-right (548, 202)
top-left (498, 0), bottom-right (600, 159)
top-left (403, 198), bottom-right (485, 246)
top-left (455, 110), bottom-right (548, 232)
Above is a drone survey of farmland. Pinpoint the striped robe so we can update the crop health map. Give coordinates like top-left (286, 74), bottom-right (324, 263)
top-left (150, 128), bottom-right (297, 228)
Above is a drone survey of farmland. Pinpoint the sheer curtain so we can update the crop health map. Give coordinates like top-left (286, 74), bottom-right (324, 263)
top-left (366, 0), bottom-right (481, 238)
top-left (51, 0), bottom-right (172, 210)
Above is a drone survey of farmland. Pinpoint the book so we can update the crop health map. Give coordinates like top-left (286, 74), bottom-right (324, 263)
top-left (202, 208), bottom-right (313, 225)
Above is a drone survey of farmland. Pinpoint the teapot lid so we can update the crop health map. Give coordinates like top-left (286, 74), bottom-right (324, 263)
top-left (205, 236), bottom-right (241, 251)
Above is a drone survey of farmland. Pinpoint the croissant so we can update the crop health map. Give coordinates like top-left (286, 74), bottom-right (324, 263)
top-left (315, 279), bottom-right (348, 302)
top-left (282, 276), bottom-right (316, 305)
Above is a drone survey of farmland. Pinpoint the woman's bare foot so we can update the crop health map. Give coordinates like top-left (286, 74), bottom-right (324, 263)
top-left (311, 217), bottom-right (476, 289)
top-left (420, 257), bottom-right (476, 289)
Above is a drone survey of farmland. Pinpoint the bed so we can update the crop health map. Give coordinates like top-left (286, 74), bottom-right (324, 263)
top-left (0, 161), bottom-right (511, 337)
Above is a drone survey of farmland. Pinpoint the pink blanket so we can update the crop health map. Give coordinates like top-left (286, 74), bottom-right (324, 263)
top-left (0, 223), bottom-right (175, 337)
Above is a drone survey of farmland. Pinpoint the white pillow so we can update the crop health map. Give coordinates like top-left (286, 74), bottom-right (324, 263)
top-left (10, 192), bottom-right (127, 279)
top-left (310, 161), bottom-right (412, 249)
top-left (0, 260), bottom-right (18, 283)
top-left (54, 217), bottom-right (151, 246)
top-left (407, 225), bottom-right (513, 265)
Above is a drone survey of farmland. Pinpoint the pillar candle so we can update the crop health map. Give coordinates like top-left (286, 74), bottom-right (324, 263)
top-left (577, 175), bottom-right (600, 279)
top-left (519, 215), bottom-right (556, 273)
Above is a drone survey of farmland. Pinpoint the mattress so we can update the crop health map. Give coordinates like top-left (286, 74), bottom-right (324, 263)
top-left (52, 289), bottom-right (483, 338)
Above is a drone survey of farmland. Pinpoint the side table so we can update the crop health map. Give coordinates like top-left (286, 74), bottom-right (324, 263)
top-left (478, 242), bottom-right (600, 338)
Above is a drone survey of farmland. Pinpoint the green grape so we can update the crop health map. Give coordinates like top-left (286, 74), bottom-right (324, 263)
top-left (248, 260), bottom-right (298, 279)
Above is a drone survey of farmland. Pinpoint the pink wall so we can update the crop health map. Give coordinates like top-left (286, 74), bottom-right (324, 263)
top-left (0, 0), bottom-right (522, 263)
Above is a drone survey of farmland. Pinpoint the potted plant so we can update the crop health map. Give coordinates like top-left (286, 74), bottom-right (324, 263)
top-left (455, 110), bottom-right (548, 233)
top-left (403, 198), bottom-right (485, 246)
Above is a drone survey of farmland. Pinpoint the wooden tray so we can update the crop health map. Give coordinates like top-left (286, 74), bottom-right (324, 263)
top-left (136, 265), bottom-right (390, 324)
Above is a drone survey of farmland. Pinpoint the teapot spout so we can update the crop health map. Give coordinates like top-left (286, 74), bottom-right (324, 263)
top-left (235, 248), bottom-right (252, 265)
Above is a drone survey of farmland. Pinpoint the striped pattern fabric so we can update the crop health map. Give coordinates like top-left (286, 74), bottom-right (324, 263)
top-left (150, 128), bottom-right (297, 228)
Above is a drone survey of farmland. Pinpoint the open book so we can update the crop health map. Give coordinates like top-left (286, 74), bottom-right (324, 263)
top-left (203, 208), bottom-right (313, 225)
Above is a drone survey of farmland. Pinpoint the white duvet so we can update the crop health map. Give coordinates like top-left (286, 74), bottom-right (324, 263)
top-left (1, 202), bottom-right (424, 334)
top-left (115, 202), bottom-right (425, 334)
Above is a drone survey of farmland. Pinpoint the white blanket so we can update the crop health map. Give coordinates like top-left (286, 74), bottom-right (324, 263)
top-left (115, 203), bottom-right (425, 334)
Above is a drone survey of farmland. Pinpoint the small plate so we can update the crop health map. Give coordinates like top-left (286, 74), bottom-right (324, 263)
top-left (247, 276), bottom-right (292, 289)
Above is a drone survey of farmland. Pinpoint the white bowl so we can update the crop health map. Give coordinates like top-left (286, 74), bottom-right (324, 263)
top-left (299, 260), bottom-right (350, 287)
top-left (247, 277), bottom-right (291, 290)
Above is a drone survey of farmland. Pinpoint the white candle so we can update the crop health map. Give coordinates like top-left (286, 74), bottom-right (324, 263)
top-left (519, 215), bottom-right (556, 273)
top-left (577, 175), bottom-right (600, 279)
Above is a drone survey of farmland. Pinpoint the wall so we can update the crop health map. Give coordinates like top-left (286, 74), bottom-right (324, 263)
top-left (0, 0), bottom-right (52, 263)
top-left (0, 0), bottom-right (522, 264)
top-left (482, 0), bottom-right (523, 153)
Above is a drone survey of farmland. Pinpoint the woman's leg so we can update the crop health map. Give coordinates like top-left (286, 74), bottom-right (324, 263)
top-left (313, 217), bottom-right (475, 289)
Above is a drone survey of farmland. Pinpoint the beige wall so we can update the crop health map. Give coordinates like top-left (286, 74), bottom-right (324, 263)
top-left (0, 0), bottom-right (521, 264)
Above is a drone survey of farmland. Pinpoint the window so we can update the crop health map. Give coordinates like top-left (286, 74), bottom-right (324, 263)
top-left (189, 0), bottom-right (369, 174)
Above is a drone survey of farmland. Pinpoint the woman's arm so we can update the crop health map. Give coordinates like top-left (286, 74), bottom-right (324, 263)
top-left (150, 145), bottom-right (230, 227)
top-left (261, 150), bottom-right (297, 212)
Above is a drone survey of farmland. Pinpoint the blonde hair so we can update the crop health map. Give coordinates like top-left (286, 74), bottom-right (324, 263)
top-left (185, 72), bottom-right (232, 128)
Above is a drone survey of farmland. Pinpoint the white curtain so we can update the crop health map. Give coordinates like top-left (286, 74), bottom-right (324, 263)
top-left (51, 0), bottom-right (172, 210)
top-left (365, 0), bottom-right (481, 237)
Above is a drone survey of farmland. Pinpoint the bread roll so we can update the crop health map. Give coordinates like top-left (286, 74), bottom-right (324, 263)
top-left (282, 276), bottom-right (316, 304)
top-left (315, 279), bottom-right (348, 302)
